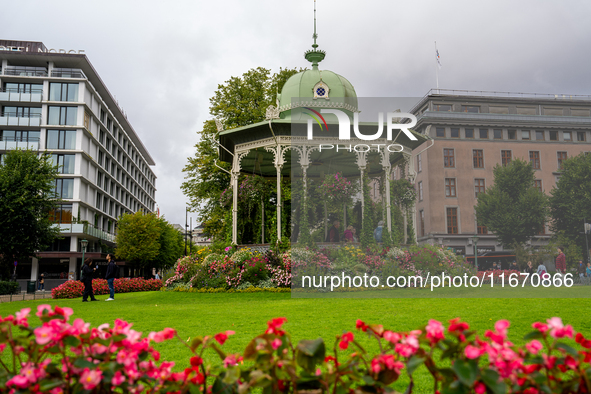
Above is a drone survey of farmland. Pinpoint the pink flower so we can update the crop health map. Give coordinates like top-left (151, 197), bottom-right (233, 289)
top-left (525, 340), bottom-right (543, 354)
top-left (339, 332), bottom-right (354, 350)
top-left (547, 317), bottom-right (573, 339)
top-left (464, 345), bottom-right (482, 359)
top-left (34, 325), bottom-right (54, 345)
top-left (272, 338), bottom-right (282, 350)
top-left (15, 308), bottom-right (30, 327)
top-left (112, 371), bottom-right (125, 385)
top-left (494, 320), bottom-right (510, 337)
top-left (532, 322), bottom-right (549, 333)
top-left (475, 382), bottom-right (486, 394)
top-left (383, 331), bottom-right (401, 344)
top-left (36, 304), bottom-right (52, 317)
top-left (223, 354), bottom-right (242, 367)
top-left (80, 368), bottom-right (102, 390)
top-left (214, 330), bottom-right (235, 345)
top-left (426, 320), bottom-right (445, 344)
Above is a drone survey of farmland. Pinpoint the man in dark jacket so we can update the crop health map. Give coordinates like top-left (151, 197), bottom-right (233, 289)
top-left (82, 258), bottom-right (98, 302)
top-left (105, 253), bottom-right (117, 301)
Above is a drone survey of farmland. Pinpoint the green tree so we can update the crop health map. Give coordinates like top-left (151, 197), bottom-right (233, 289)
top-left (155, 219), bottom-right (184, 270)
top-left (548, 153), bottom-right (591, 258)
top-left (115, 212), bottom-right (161, 269)
top-left (475, 159), bottom-right (548, 248)
top-left (0, 150), bottom-right (60, 278)
top-left (182, 67), bottom-right (302, 241)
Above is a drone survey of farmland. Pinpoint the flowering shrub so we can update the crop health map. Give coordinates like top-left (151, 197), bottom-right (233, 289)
top-left (52, 278), bottom-right (163, 299)
top-left (318, 172), bottom-right (356, 204)
top-left (1, 306), bottom-right (590, 393)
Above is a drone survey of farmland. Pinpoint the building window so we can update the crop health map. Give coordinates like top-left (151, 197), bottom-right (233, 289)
top-left (508, 130), bottom-right (516, 140)
top-left (420, 210), bottom-right (425, 237)
top-left (436, 127), bottom-right (445, 137)
top-left (2, 106), bottom-right (41, 117)
top-left (4, 82), bottom-right (42, 93)
top-left (49, 204), bottom-right (73, 223)
top-left (435, 104), bottom-right (452, 112)
top-left (534, 179), bottom-right (542, 192)
top-left (557, 151), bottom-right (567, 170)
top-left (474, 179), bottom-right (485, 198)
top-left (54, 178), bottom-right (74, 199)
top-left (49, 83), bottom-right (79, 102)
top-left (444, 148), bottom-right (455, 167)
top-left (577, 132), bottom-right (586, 142)
top-left (451, 128), bottom-right (460, 138)
top-left (530, 151), bottom-right (541, 169)
top-left (536, 130), bottom-right (545, 141)
top-left (563, 131), bottom-right (572, 141)
top-left (465, 128), bottom-right (474, 138)
top-left (477, 222), bottom-right (488, 234)
top-left (417, 154), bottom-right (422, 173)
top-left (479, 129), bottom-right (488, 139)
top-left (447, 208), bottom-right (458, 234)
top-left (418, 181), bottom-right (423, 201)
top-left (1, 130), bottom-right (40, 142)
top-left (97, 171), bottom-right (103, 188)
top-left (549, 131), bottom-right (558, 141)
top-left (473, 149), bottom-right (484, 168)
top-left (445, 178), bottom-right (457, 197)
top-left (50, 154), bottom-right (75, 174)
top-left (522, 130), bottom-right (530, 140)
top-left (501, 150), bottom-right (512, 166)
top-left (461, 105), bottom-right (479, 113)
top-left (48, 106), bottom-right (77, 125)
top-left (96, 192), bottom-right (101, 209)
top-left (46, 130), bottom-right (76, 150)
top-left (493, 129), bottom-right (502, 139)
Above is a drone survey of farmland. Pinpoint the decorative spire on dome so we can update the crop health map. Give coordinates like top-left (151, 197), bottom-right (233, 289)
top-left (304, 0), bottom-right (325, 69)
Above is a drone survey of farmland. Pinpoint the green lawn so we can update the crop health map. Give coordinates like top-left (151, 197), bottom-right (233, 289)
top-left (1, 291), bottom-right (590, 393)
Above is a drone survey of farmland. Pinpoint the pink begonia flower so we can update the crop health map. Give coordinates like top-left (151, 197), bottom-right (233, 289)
top-left (532, 322), bottom-right (549, 333)
top-left (546, 317), bottom-right (574, 339)
top-left (425, 320), bottom-right (445, 343)
top-left (464, 345), bottom-right (482, 359)
top-left (0, 344), bottom-right (5, 353)
top-left (34, 325), bottom-right (54, 345)
top-left (494, 320), bottom-right (510, 337)
top-left (339, 332), bottom-right (354, 350)
top-left (112, 371), bottom-right (125, 386)
top-left (15, 308), bottom-right (30, 327)
top-left (525, 340), bottom-right (543, 354)
top-left (50, 388), bottom-right (64, 394)
top-left (214, 330), bottom-right (235, 345)
top-left (223, 354), bottom-right (243, 367)
top-left (272, 338), bottom-right (282, 350)
top-left (383, 331), bottom-right (401, 344)
top-left (475, 382), bottom-right (487, 394)
top-left (6, 374), bottom-right (29, 388)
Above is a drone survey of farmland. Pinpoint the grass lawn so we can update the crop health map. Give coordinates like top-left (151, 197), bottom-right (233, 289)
top-left (1, 291), bottom-right (590, 392)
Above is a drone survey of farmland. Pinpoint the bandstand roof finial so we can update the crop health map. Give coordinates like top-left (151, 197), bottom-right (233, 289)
top-left (304, 0), bottom-right (326, 69)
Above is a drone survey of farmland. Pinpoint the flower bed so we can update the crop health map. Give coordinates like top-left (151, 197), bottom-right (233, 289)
top-left (51, 278), bottom-right (163, 299)
top-left (1, 305), bottom-right (590, 393)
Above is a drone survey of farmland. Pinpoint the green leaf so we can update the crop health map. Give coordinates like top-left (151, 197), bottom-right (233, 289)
top-left (190, 336), bottom-right (204, 351)
top-left (481, 369), bottom-right (506, 394)
top-left (73, 358), bottom-right (96, 369)
top-left (295, 338), bottom-right (325, 373)
top-left (406, 355), bottom-right (425, 376)
top-left (556, 342), bottom-right (578, 356)
top-left (63, 336), bottom-right (80, 348)
top-left (523, 331), bottom-right (544, 340)
top-left (39, 380), bottom-right (64, 392)
top-left (212, 375), bottom-right (237, 394)
top-left (452, 359), bottom-right (478, 387)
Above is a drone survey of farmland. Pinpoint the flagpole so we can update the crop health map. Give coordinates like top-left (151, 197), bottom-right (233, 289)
top-left (435, 41), bottom-right (439, 93)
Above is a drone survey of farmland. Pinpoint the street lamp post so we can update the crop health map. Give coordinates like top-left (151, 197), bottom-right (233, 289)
top-left (472, 236), bottom-right (480, 272)
top-left (80, 239), bottom-right (88, 280)
top-left (184, 207), bottom-right (188, 256)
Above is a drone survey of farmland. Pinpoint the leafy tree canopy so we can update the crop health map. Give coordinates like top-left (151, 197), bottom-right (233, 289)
top-left (0, 150), bottom-right (60, 278)
top-left (475, 159), bottom-right (548, 248)
top-left (182, 67), bottom-right (302, 241)
top-left (549, 153), bottom-right (591, 255)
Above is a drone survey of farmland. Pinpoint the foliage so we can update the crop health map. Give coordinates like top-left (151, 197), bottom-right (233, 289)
top-left (0, 150), bottom-right (60, 278)
top-left (182, 67), bottom-right (301, 242)
top-left (360, 175), bottom-right (376, 248)
top-left (51, 278), bottom-right (163, 299)
top-left (0, 281), bottom-right (20, 295)
top-left (549, 153), bottom-right (591, 255)
top-left (475, 159), bottom-right (548, 248)
top-left (318, 172), bottom-right (356, 204)
top-left (115, 212), bottom-right (182, 271)
top-left (390, 178), bottom-right (416, 208)
top-left (2, 305), bottom-right (591, 394)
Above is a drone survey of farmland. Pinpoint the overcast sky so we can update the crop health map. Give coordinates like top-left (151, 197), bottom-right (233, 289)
top-left (3, 0), bottom-right (591, 226)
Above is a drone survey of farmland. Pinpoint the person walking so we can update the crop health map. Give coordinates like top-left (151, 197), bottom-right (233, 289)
top-left (81, 258), bottom-right (98, 302)
top-left (37, 273), bottom-right (44, 291)
top-left (577, 260), bottom-right (586, 281)
top-left (555, 247), bottom-right (566, 275)
top-left (105, 253), bottom-right (117, 301)
top-left (374, 221), bottom-right (384, 243)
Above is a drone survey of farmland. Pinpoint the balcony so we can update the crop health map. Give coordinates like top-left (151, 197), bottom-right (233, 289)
top-left (3, 66), bottom-right (47, 77)
top-left (0, 88), bottom-right (43, 103)
top-left (0, 112), bottom-right (41, 127)
top-left (51, 68), bottom-right (86, 79)
top-left (56, 223), bottom-right (116, 243)
top-left (0, 137), bottom-right (39, 151)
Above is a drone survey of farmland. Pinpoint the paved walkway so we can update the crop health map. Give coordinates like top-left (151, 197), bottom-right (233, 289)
top-left (0, 291), bottom-right (53, 303)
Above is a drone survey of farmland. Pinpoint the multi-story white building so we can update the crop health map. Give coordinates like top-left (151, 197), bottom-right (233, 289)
top-left (0, 40), bottom-right (156, 289)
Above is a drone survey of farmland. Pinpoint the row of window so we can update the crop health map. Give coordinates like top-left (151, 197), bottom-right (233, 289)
top-left (3, 82), bottom-right (79, 101)
top-left (427, 148), bottom-right (572, 170)
top-left (435, 127), bottom-right (587, 142)
top-left (431, 104), bottom-right (591, 117)
top-left (418, 208), bottom-right (487, 237)
top-left (417, 177), bottom-right (544, 201)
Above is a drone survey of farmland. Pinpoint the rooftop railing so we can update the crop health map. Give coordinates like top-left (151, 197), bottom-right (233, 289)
top-left (424, 88), bottom-right (591, 100)
top-left (0, 137), bottom-right (39, 151)
top-left (3, 66), bottom-right (48, 77)
top-left (56, 223), bottom-right (116, 243)
top-left (51, 68), bottom-right (85, 78)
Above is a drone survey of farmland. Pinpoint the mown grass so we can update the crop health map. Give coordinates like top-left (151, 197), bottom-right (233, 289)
top-left (1, 291), bottom-right (590, 393)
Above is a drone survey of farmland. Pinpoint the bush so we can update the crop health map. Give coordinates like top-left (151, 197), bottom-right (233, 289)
top-left (51, 278), bottom-right (163, 299)
top-left (2, 305), bottom-right (591, 393)
top-left (0, 281), bottom-right (20, 295)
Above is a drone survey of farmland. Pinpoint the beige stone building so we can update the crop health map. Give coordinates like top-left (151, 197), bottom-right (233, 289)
top-left (409, 90), bottom-right (591, 256)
